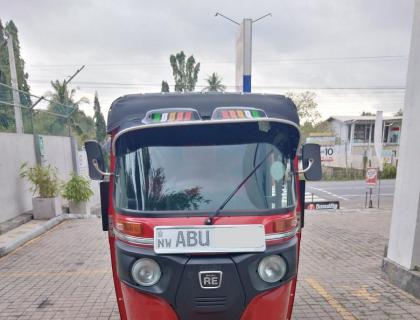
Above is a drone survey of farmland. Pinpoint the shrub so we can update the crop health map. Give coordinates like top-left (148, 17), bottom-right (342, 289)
top-left (19, 163), bottom-right (60, 198)
top-left (62, 172), bottom-right (94, 203)
top-left (381, 164), bottom-right (397, 179)
top-left (321, 166), bottom-right (364, 181)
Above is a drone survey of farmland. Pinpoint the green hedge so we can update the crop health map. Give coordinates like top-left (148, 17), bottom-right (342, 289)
top-left (322, 164), bottom-right (397, 181)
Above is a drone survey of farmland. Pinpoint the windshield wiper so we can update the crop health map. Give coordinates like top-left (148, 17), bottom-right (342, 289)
top-left (204, 149), bottom-right (274, 225)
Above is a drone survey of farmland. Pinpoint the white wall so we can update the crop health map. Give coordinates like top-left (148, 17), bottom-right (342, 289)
top-left (77, 150), bottom-right (101, 210)
top-left (329, 119), bottom-right (349, 144)
top-left (0, 133), bottom-right (37, 223)
top-left (0, 133), bottom-right (100, 224)
top-left (42, 135), bottom-right (74, 182)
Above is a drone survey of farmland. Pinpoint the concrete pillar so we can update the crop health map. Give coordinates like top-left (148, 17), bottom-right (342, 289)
top-left (386, 0), bottom-right (420, 270)
top-left (348, 122), bottom-right (355, 166)
top-left (70, 137), bottom-right (80, 174)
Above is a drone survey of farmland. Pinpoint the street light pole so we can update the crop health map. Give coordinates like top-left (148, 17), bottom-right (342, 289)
top-left (215, 12), bottom-right (271, 93)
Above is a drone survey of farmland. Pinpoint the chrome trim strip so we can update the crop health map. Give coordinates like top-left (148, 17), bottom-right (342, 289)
top-left (264, 227), bottom-right (298, 241)
top-left (114, 226), bottom-right (298, 247)
top-left (112, 117), bottom-right (301, 155)
top-left (113, 228), bottom-right (154, 245)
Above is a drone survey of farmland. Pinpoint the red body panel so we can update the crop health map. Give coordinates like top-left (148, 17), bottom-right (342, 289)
top-left (108, 136), bottom-right (129, 320)
top-left (106, 135), bottom-right (302, 320)
top-left (240, 279), bottom-right (295, 320)
top-left (115, 213), bottom-right (296, 238)
top-left (121, 284), bottom-right (180, 320)
top-left (109, 235), bottom-right (128, 319)
top-left (119, 279), bottom-right (295, 320)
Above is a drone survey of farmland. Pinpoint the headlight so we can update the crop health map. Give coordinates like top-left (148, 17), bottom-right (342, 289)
top-left (131, 258), bottom-right (161, 286)
top-left (258, 255), bottom-right (287, 283)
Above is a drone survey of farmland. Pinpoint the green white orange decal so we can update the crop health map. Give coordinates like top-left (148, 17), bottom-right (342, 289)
top-left (211, 107), bottom-right (267, 120)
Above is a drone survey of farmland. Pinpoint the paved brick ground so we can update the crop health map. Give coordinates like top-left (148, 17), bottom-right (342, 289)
top-left (293, 210), bottom-right (420, 320)
top-left (0, 219), bottom-right (119, 320)
top-left (0, 210), bottom-right (419, 319)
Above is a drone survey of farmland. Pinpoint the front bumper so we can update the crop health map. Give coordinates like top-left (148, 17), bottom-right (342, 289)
top-left (116, 236), bottom-right (297, 320)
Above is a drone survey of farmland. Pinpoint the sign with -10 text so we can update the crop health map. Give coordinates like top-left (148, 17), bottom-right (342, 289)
top-left (320, 146), bottom-right (335, 162)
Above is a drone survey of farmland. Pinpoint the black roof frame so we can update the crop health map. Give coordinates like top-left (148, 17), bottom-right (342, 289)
top-left (107, 92), bottom-right (299, 133)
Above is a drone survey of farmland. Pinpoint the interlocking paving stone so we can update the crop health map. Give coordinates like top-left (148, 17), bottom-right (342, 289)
top-left (293, 210), bottom-right (420, 320)
top-left (0, 210), bottom-right (419, 319)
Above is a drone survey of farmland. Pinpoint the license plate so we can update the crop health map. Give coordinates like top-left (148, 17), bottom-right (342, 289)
top-left (154, 224), bottom-right (266, 254)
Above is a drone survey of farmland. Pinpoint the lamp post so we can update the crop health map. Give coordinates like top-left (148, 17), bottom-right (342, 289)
top-left (215, 12), bottom-right (272, 93)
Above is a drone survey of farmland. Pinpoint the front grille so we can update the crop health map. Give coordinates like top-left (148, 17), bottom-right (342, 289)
top-left (195, 296), bottom-right (227, 311)
top-left (176, 257), bottom-right (245, 320)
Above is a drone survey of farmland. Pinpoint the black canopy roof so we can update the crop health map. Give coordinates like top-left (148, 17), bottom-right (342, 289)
top-left (107, 92), bottom-right (299, 133)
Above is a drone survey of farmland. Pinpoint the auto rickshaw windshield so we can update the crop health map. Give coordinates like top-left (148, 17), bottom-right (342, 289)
top-left (113, 121), bottom-right (299, 215)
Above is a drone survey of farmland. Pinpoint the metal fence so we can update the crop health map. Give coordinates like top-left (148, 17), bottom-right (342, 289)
top-left (0, 82), bottom-right (74, 136)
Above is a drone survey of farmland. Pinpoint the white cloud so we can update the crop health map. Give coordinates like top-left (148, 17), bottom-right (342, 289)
top-left (1, 0), bottom-right (415, 119)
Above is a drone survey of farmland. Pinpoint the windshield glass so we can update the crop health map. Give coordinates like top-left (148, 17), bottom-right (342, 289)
top-left (115, 142), bottom-right (295, 212)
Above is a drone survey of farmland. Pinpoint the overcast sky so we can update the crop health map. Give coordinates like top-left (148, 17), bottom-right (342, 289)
top-left (1, 0), bottom-right (415, 119)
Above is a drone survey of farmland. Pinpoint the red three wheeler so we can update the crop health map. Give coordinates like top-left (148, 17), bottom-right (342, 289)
top-left (85, 92), bottom-right (321, 320)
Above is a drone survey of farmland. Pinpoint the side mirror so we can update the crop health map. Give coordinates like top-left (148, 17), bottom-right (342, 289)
top-left (301, 144), bottom-right (322, 181)
top-left (85, 140), bottom-right (108, 180)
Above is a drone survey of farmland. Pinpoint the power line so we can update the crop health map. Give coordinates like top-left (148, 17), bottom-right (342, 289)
top-left (3, 54), bottom-right (408, 68)
top-left (0, 82), bottom-right (77, 111)
top-left (0, 100), bottom-right (69, 118)
top-left (24, 79), bottom-right (408, 90)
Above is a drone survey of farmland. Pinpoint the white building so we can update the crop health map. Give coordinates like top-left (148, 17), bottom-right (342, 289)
top-left (317, 115), bottom-right (402, 169)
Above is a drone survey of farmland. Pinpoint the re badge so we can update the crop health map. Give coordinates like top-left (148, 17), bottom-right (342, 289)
top-left (199, 271), bottom-right (223, 289)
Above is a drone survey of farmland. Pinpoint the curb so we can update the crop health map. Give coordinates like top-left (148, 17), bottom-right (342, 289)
top-left (383, 257), bottom-right (420, 300)
top-left (0, 213), bottom-right (33, 235)
top-left (0, 214), bottom-right (98, 258)
top-left (306, 208), bottom-right (391, 215)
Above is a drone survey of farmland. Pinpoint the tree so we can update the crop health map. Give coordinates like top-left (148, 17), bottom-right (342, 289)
top-left (4, 21), bottom-right (31, 107)
top-left (41, 79), bottom-right (94, 144)
top-left (161, 81), bottom-right (169, 93)
top-left (394, 109), bottom-right (403, 116)
top-left (0, 19), bottom-right (11, 128)
top-left (286, 91), bottom-right (322, 142)
top-left (203, 73), bottom-right (226, 92)
top-left (161, 51), bottom-right (200, 92)
top-left (0, 19), bottom-right (32, 131)
top-left (93, 92), bottom-right (106, 142)
top-left (0, 20), bottom-right (10, 129)
top-left (286, 91), bottom-right (320, 125)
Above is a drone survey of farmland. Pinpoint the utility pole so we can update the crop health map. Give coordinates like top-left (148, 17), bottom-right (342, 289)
top-left (215, 12), bottom-right (271, 93)
top-left (64, 65), bottom-right (85, 86)
top-left (5, 30), bottom-right (23, 134)
top-left (63, 65), bottom-right (85, 138)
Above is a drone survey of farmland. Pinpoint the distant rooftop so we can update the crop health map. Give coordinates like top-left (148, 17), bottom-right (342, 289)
top-left (327, 115), bottom-right (403, 122)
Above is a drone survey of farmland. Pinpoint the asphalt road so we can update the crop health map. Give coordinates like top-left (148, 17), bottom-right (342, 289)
top-left (306, 179), bottom-right (395, 209)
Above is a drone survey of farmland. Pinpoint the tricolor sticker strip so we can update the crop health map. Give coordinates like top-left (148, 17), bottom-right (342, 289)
top-left (213, 108), bottom-right (267, 120)
top-left (151, 111), bottom-right (193, 122)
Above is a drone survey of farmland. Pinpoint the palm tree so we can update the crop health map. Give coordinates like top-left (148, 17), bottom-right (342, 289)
top-left (203, 73), bottom-right (226, 92)
top-left (45, 80), bottom-right (90, 137)
top-left (161, 51), bottom-right (200, 92)
top-left (47, 80), bottom-right (88, 115)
